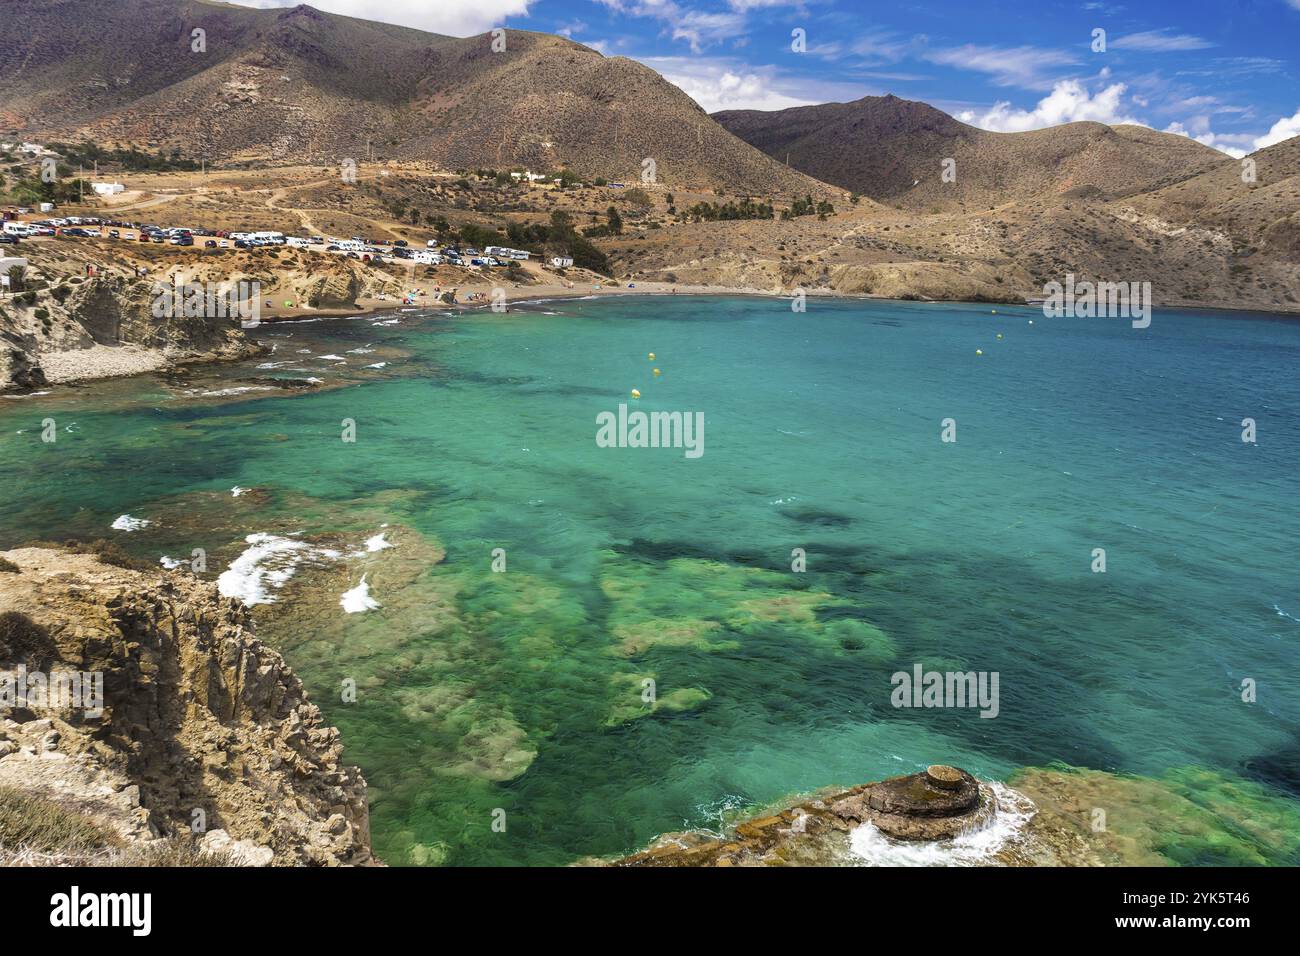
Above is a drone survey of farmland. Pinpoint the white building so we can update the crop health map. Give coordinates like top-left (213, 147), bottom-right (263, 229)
top-left (91, 182), bottom-right (125, 196)
top-left (550, 255), bottom-right (574, 268)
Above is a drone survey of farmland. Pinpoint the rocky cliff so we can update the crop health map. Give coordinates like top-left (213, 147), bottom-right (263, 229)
top-left (0, 242), bottom-right (411, 392)
top-left (0, 547), bottom-right (375, 866)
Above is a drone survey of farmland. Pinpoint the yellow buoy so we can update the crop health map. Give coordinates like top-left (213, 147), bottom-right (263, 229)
top-left (630, 388), bottom-right (641, 399)
top-left (647, 352), bottom-right (655, 360)
top-left (976, 349), bottom-right (983, 356)
top-left (653, 368), bottom-right (661, 377)
top-left (996, 333), bottom-right (1003, 340)
top-left (1028, 320), bottom-right (1034, 325)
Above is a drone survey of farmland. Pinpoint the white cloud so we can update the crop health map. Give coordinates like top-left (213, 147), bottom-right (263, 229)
top-left (925, 44), bottom-right (1079, 90)
top-left (1163, 107), bottom-right (1300, 158)
top-left (229, 0), bottom-right (530, 36)
top-left (1111, 30), bottom-right (1213, 52)
top-left (958, 80), bottom-right (1140, 132)
top-left (1164, 121), bottom-right (1249, 157)
top-left (1254, 108), bottom-right (1300, 149)
top-left (643, 58), bottom-right (819, 112)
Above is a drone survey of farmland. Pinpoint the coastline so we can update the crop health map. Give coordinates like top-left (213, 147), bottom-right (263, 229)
top-left (7, 282), bottom-right (1300, 396)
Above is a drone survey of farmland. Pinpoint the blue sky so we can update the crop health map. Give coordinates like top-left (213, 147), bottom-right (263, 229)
top-left (236, 0), bottom-right (1300, 155)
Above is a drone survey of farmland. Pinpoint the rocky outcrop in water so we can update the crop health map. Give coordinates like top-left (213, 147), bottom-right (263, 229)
top-left (0, 547), bottom-right (375, 865)
top-left (610, 765), bottom-right (1001, 867)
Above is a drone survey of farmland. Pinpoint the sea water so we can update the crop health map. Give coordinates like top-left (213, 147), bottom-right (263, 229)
top-left (1, 296), bottom-right (1297, 865)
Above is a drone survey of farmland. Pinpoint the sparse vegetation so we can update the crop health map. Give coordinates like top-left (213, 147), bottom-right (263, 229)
top-left (0, 788), bottom-right (117, 856)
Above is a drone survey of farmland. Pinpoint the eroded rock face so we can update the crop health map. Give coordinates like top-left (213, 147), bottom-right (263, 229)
top-left (0, 548), bottom-right (375, 866)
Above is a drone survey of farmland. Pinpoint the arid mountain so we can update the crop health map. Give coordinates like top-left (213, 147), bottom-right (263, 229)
top-left (714, 95), bottom-right (1227, 209)
top-left (1122, 135), bottom-right (1300, 258)
top-left (0, 0), bottom-right (828, 194)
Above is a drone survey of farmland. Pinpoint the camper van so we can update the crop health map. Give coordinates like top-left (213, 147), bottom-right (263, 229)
top-left (2, 222), bottom-right (35, 238)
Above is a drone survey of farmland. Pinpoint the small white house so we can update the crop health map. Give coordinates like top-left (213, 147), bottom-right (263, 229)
top-left (91, 182), bottom-right (125, 196)
top-left (550, 255), bottom-right (574, 268)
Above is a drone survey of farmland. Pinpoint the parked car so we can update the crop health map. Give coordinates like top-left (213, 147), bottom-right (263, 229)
top-left (392, 239), bottom-right (407, 247)
top-left (234, 239), bottom-right (250, 248)
top-left (204, 239), bottom-right (217, 248)
top-left (108, 229), bottom-right (120, 239)
top-left (0, 234), bottom-right (19, 245)
top-left (62, 227), bottom-right (91, 237)
top-left (138, 232), bottom-right (152, 242)
top-left (326, 244), bottom-right (340, 251)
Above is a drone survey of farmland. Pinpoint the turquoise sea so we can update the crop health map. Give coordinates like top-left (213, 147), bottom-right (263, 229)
top-left (1, 295), bottom-right (1297, 865)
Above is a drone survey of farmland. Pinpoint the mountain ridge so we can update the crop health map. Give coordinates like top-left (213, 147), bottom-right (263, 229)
top-left (0, 0), bottom-right (830, 194)
top-left (714, 93), bottom-right (1231, 209)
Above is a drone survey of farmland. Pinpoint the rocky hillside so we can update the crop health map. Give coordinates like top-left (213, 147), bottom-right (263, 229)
top-left (1122, 134), bottom-right (1300, 255)
top-left (0, 0), bottom-right (826, 195)
top-left (0, 546), bottom-right (375, 866)
top-left (715, 94), bottom-right (1226, 209)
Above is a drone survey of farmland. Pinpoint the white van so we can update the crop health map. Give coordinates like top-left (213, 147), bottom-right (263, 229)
top-left (2, 222), bottom-right (35, 237)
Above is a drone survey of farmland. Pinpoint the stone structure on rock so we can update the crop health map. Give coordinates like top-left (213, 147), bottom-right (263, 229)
top-left (610, 764), bottom-right (1004, 867)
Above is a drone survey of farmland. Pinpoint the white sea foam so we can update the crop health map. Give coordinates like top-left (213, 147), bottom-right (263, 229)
top-left (340, 574), bottom-right (380, 613)
top-left (111, 514), bottom-right (150, 531)
top-left (319, 354), bottom-right (346, 361)
top-left (364, 532), bottom-right (393, 552)
top-left (217, 533), bottom-right (317, 605)
top-left (847, 783), bottom-right (1034, 867)
top-left (159, 555), bottom-right (185, 569)
top-left (190, 386), bottom-right (274, 397)
top-left (365, 362), bottom-right (387, 369)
